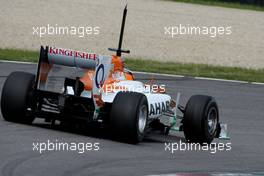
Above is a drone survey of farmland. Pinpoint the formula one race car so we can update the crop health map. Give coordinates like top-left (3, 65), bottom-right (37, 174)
top-left (0, 6), bottom-right (228, 144)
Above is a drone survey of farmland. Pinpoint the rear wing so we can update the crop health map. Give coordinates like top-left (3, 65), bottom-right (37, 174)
top-left (35, 46), bottom-right (111, 90)
top-left (35, 46), bottom-right (112, 118)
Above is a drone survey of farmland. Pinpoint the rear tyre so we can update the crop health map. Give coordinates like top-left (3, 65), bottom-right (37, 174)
top-left (1, 71), bottom-right (35, 124)
top-left (110, 92), bottom-right (148, 144)
top-left (183, 95), bottom-right (219, 144)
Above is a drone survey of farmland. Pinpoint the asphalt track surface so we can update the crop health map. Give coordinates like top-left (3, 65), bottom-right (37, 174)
top-left (0, 62), bottom-right (264, 176)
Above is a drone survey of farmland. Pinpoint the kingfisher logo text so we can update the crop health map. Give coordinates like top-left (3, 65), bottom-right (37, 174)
top-left (49, 47), bottom-right (98, 60)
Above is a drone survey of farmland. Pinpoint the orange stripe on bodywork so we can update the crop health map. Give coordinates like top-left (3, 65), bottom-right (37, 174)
top-left (80, 70), bottom-right (94, 91)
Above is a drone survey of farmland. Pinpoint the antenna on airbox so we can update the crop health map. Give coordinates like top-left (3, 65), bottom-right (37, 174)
top-left (108, 4), bottom-right (130, 57)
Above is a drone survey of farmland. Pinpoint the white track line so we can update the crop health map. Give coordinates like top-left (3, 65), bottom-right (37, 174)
top-left (194, 76), bottom-right (249, 84)
top-left (133, 71), bottom-right (184, 78)
top-left (1, 60), bottom-right (263, 85)
top-left (0, 60), bottom-right (35, 64)
top-left (251, 82), bottom-right (264, 85)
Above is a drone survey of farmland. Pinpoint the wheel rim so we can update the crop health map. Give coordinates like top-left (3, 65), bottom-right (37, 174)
top-left (138, 105), bottom-right (147, 134)
top-left (207, 107), bottom-right (217, 135)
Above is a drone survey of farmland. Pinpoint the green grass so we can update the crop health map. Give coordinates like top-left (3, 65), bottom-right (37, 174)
top-left (127, 59), bottom-right (264, 82)
top-left (1, 48), bottom-right (264, 83)
top-left (0, 48), bottom-right (39, 62)
top-left (166, 0), bottom-right (264, 12)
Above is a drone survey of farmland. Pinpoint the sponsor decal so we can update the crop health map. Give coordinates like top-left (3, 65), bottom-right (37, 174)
top-left (49, 47), bottom-right (98, 60)
top-left (95, 64), bottom-right (105, 88)
top-left (149, 101), bottom-right (170, 116)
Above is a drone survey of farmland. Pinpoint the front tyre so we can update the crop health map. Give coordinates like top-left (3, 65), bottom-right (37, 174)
top-left (110, 92), bottom-right (148, 144)
top-left (1, 71), bottom-right (35, 124)
top-left (183, 95), bottom-right (219, 144)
